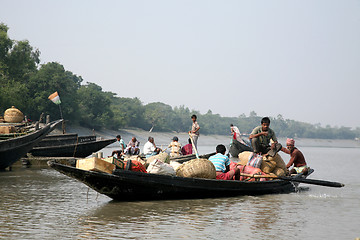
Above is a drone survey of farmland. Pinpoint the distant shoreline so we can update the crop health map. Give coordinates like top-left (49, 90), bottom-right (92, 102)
top-left (51, 124), bottom-right (360, 149)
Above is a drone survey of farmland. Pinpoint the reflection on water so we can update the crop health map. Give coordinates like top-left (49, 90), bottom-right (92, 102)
top-left (1, 146), bottom-right (360, 239)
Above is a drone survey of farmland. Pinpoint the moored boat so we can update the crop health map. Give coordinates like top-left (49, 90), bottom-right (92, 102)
top-left (0, 119), bottom-right (63, 169)
top-left (29, 135), bottom-right (116, 158)
top-left (48, 158), bottom-right (314, 201)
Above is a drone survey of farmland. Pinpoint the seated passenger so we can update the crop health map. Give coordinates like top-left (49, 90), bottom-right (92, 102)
top-left (281, 138), bottom-right (308, 175)
top-left (168, 136), bottom-right (182, 157)
top-left (111, 135), bottom-right (126, 158)
top-left (209, 144), bottom-right (239, 180)
top-left (143, 136), bottom-right (161, 158)
top-left (181, 138), bottom-right (193, 155)
top-left (124, 137), bottom-right (140, 155)
top-left (249, 117), bottom-right (282, 157)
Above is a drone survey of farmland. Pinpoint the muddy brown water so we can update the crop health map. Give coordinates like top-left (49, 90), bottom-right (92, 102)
top-left (1, 139), bottom-right (359, 239)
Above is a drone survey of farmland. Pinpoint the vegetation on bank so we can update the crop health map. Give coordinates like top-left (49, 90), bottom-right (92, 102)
top-left (1, 23), bottom-right (359, 139)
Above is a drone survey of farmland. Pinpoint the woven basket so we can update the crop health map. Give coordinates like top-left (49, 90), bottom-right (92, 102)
top-left (4, 106), bottom-right (24, 123)
top-left (176, 158), bottom-right (216, 179)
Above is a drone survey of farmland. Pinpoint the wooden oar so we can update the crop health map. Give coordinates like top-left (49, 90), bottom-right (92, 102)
top-left (239, 173), bottom-right (345, 188)
top-left (188, 133), bottom-right (199, 159)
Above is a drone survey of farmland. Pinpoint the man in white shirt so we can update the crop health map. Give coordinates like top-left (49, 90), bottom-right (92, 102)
top-left (143, 136), bottom-right (161, 158)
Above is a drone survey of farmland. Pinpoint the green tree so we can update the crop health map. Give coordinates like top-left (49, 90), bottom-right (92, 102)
top-left (77, 82), bottom-right (114, 129)
top-left (26, 62), bottom-right (82, 121)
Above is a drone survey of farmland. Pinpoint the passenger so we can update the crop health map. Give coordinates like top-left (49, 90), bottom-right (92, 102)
top-left (143, 136), bottom-right (161, 158)
top-left (209, 144), bottom-right (240, 180)
top-left (181, 138), bottom-right (193, 155)
top-left (111, 135), bottom-right (127, 158)
top-left (230, 124), bottom-right (246, 145)
top-left (168, 136), bottom-right (182, 157)
top-left (188, 114), bottom-right (200, 151)
top-left (249, 117), bottom-right (282, 157)
top-left (124, 137), bottom-right (140, 155)
top-left (281, 138), bottom-right (308, 175)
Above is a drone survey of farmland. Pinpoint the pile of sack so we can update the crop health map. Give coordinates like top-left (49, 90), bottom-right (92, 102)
top-left (76, 152), bottom-right (217, 179)
top-left (238, 151), bottom-right (287, 177)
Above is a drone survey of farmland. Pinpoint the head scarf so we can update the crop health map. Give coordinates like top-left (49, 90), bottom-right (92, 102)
top-left (286, 138), bottom-right (295, 146)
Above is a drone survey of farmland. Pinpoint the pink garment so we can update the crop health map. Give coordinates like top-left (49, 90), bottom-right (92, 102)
top-left (238, 164), bottom-right (268, 182)
top-left (286, 138), bottom-right (295, 146)
top-left (181, 144), bottom-right (192, 155)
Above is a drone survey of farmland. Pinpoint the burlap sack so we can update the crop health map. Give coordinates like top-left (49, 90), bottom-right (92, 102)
top-left (273, 167), bottom-right (286, 177)
top-left (260, 160), bottom-right (276, 173)
top-left (238, 151), bottom-right (252, 165)
top-left (147, 159), bottom-right (176, 176)
top-left (265, 154), bottom-right (287, 171)
top-left (176, 158), bottom-right (216, 179)
top-left (147, 152), bottom-right (170, 165)
top-left (169, 161), bottom-right (182, 171)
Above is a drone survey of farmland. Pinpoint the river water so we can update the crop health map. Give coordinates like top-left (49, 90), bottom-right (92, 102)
top-left (1, 136), bottom-right (360, 239)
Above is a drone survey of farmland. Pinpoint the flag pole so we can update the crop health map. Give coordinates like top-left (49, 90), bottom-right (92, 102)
top-left (58, 104), bottom-right (66, 134)
top-left (58, 104), bottom-right (63, 119)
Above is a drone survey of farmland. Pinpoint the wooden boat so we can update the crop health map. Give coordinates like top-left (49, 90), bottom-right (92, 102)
top-left (48, 158), bottom-right (314, 201)
top-left (0, 120), bottom-right (63, 169)
top-left (29, 134), bottom-right (116, 158)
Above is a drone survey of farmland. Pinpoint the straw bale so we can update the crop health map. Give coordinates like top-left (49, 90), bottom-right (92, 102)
top-left (176, 158), bottom-right (216, 179)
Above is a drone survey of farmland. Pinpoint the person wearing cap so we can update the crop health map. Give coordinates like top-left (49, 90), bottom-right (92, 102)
top-left (111, 135), bottom-right (127, 158)
top-left (168, 136), bottom-right (182, 157)
top-left (143, 136), bottom-right (161, 158)
top-left (281, 138), bottom-right (308, 175)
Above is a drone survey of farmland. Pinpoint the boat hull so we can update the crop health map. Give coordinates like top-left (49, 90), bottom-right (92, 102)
top-left (48, 160), bottom-right (309, 201)
top-left (0, 120), bottom-right (63, 169)
top-left (30, 138), bottom-right (116, 158)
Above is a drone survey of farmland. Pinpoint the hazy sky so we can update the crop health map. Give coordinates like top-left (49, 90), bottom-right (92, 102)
top-left (1, 0), bottom-right (360, 128)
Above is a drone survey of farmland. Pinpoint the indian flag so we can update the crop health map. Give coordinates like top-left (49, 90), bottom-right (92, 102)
top-left (48, 91), bottom-right (61, 105)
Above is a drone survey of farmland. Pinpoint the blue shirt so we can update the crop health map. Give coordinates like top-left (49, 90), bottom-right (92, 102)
top-left (119, 139), bottom-right (126, 149)
top-left (209, 153), bottom-right (230, 172)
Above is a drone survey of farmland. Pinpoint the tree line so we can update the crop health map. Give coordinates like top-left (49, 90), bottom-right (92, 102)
top-left (1, 23), bottom-right (359, 139)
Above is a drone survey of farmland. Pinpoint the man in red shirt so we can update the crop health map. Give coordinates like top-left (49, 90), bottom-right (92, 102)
top-left (281, 138), bottom-right (308, 175)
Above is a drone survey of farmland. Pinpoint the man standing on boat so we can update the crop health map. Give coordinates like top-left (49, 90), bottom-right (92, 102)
top-left (281, 138), bottom-right (308, 175)
top-left (249, 117), bottom-right (282, 157)
top-left (188, 114), bottom-right (200, 151)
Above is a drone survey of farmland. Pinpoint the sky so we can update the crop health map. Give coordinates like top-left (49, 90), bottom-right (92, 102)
top-left (1, 0), bottom-right (360, 128)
